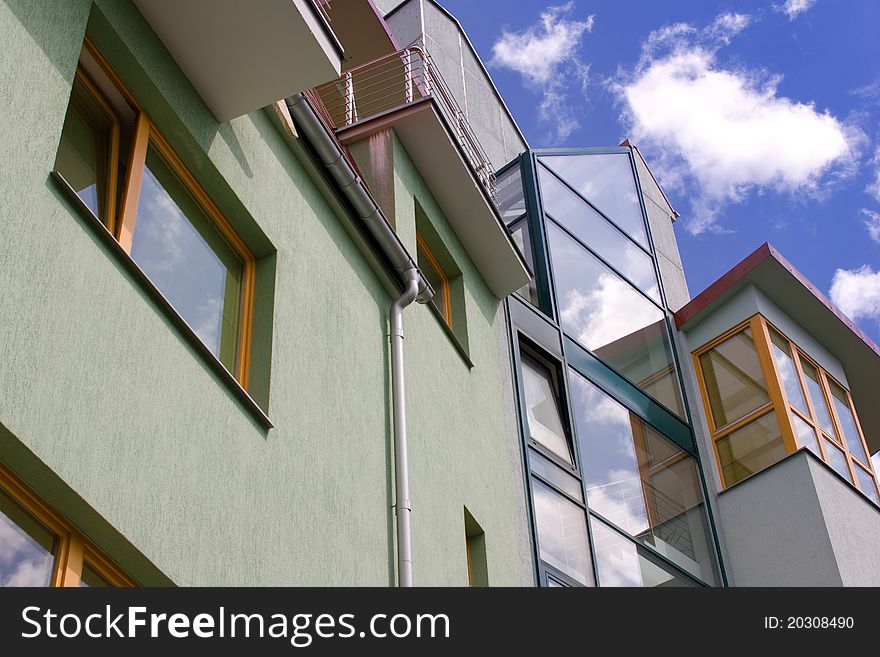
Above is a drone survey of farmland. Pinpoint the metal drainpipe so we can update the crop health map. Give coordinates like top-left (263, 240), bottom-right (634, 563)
top-left (285, 92), bottom-right (432, 587)
top-left (391, 267), bottom-right (420, 587)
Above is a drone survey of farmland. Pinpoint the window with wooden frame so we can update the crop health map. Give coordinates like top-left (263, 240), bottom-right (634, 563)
top-left (0, 463), bottom-right (134, 587)
top-left (53, 39), bottom-right (255, 386)
top-left (694, 315), bottom-right (880, 503)
top-left (416, 232), bottom-right (451, 326)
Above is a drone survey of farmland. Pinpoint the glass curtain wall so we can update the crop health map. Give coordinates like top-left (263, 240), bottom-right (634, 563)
top-left (502, 149), bottom-right (722, 587)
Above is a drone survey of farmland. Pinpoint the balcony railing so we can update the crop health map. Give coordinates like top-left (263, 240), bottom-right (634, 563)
top-left (310, 46), bottom-right (497, 200)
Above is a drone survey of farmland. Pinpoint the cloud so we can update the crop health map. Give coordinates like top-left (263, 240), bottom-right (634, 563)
top-left (862, 209), bottom-right (880, 243)
top-left (829, 266), bottom-right (880, 323)
top-left (867, 146), bottom-right (880, 204)
top-left (491, 2), bottom-right (594, 141)
top-left (611, 12), bottom-right (859, 234)
top-left (774, 0), bottom-right (817, 21)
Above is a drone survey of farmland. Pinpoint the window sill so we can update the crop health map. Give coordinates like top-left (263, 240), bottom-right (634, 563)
top-left (50, 171), bottom-right (273, 431)
top-left (425, 302), bottom-right (473, 369)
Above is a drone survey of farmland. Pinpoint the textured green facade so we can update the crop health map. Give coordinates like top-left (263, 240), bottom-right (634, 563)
top-left (0, 0), bottom-right (532, 586)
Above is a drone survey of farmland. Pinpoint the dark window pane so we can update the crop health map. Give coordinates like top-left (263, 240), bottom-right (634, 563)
top-left (509, 219), bottom-right (540, 307)
top-left (520, 354), bottom-right (572, 464)
top-left (716, 412), bottom-right (786, 486)
top-left (801, 361), bottom-right (835, 437)
top-left (496, 164), bottom-right (525, 224)
top-left (0, 490), bottom-right (57, 587)
top-left (529, 449), bottom-right (583, 503)
top-left (79, 562), bottom-right (111, 588)
top-left (699, 329), bottom-right (769, 429)
top-left (824, 439), bottom-right (852, 483)
top-left (769, 331), bottom-right (807, 416)
top-left (540, 154), bottom-right (648, 248)
top-left (569, 371), bottom-right (716, 584)
top-left (828, 381), bottom-right (867, 464)
top-left (791, 413), bottom-right (821, 458)
top-left (130, 145), bottom-right (244, 371)
top-left (547, 224), bottom-right (683, 416)
top-left (591, 517), bottom-right (697, 587)
top-left (532, 479), bottom-right (592, 585)
top-left (54, 75), bottom-right (115, 224)
top-left (538, 169), bottom-right (659, 302)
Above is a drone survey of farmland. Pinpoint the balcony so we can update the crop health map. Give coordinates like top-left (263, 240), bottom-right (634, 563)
top-left (310, 46), bottom-right (497, 200)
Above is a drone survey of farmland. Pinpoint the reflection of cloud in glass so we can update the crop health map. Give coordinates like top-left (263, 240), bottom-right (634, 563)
top-left (0, 515), bottom-right (53, 587)
top-left (532, 480), bottom-right (591, 584)
top-left (586, 468), bottom-right (649, 536)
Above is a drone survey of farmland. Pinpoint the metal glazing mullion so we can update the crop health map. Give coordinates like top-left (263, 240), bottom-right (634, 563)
top-left (521, 153), bottom-right (558, 323)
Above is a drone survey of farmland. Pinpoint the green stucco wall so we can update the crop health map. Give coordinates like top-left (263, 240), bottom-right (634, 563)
top-left (0, 0), bottom-right (532, 586)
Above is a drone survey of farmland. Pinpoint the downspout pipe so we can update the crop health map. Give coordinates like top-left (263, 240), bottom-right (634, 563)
top-left (286, 92), bottom-right (432, 587)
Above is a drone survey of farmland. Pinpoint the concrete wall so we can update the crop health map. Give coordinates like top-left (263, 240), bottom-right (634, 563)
top-left (380, 0), bottom-right (528, 171)
top-left (716, 450), bottom-right (880, 586)
top-left (0, 0), bottom-right (531, 586)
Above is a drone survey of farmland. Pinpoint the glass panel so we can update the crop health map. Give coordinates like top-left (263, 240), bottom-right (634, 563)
top-left (496, 164), bottom-right (525, 224)
top-left (540, 154), bottom-right (648, 248)
top-left (54, 75), bottom-right (115, 224)
top-left (538, 170), bottom-right (659, 302)
top-left (0, 489), bottom-right (57, 587)
top-left (508, 219), bottom-right (540, 307)
top-left (800, 361), bottom-right (835, 437)
top-left (520, 353), bottom-right (573, 464)
top-left (854, 465), bottom-right (880, 505)
top-left (590, 518), bottom-right (697, 587)
top-left (79, 562), bottom-right (111, 588)
top-left (828, 380), bottom-right (868, 463)
top-left (417, 240), bottom-right (450, 323)
top-left (531, 479), bottom-right (592, 585)
top-left (130, 144), bottom-right (244, 371)
top-left (569, 372), bottom-right (716, 584)
top-left (824, 440), bottom-right (852, 483)
top-left (699, 329), bottom-right (769, 429)
top-left (546, 577), bottom-right (565, 587)
top-left (547, 224), bottom-right (684, 416)
top-left (791, 413), bottom-right (821, 458)
top-left (529, 449), bottom-right (583, 502)
top-left (716, 412), bottom-right (786, 486)
top-left (769, 331), bottom-right (807, 415)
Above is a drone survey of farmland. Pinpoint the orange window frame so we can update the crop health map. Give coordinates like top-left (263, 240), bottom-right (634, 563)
top-left (416, 232), bottom-right (452, 326)
top-left (59, 39), bottom-right (256, 388)
top-left (693, 314), bottom-right (879, 499)
top-left (0, 462), bottom-right (135, 587)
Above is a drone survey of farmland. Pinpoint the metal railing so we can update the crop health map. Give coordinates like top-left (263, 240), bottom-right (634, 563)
top-left (310, 46), bottom-right (497, 200)
top-left (311, 0), bottom-right (331, 25)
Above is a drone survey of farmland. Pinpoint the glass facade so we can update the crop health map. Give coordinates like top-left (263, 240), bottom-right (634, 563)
top-left (503, 149), bottom-right (721, 587)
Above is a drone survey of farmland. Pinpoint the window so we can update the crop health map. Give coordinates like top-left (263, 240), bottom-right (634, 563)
top-left (520, 349), bottom-right (574, 465)
top-left (416, 232), bottom-right (451, 326)
top-left (0, 463), bottom-right (134, 587)
top-left (694, 315), bottom-right (880, 503)
top-left (53, 40), bottom-right (255, 386)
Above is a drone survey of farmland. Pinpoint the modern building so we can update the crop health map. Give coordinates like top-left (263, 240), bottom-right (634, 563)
top-left (1, 0), bottom-right (878, 589)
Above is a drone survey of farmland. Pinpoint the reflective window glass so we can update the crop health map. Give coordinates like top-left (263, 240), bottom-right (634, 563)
top-left (547, 224), bottom-right (683, 416)
top-left (532, 480), bottom-right (592, 585)
top-left (801, 361), bottom-right (835, 437)
top-left (699, 329), bottom-right (769, 429)
top-left (509, 218), bottom-right (540, 307)
top-left (496, 164), bottom-right (525, 224)
top-left (854, 465), bottom-right (879, 505)
top-left (716, 412), bottom-right (786, 485)
top-left (791, 413), bottom-right (820, 458)
top-left (824, 440), bottom-right (852, 483)
top-left (79, 562), bottom-right (111, 588)
top-left (769, 331), bottom-right (807, 415)
top-left (520, 353), bottom-right (573, 464)
top-left (590, 518), bottom-right (697, 587)
top-left (130, 144), bottom-right (244, 371)
top-left (540, 154), bottom-right (648, 248)
top-left (828, 381), bottom-right (867, 464)
top-left (529, 449), bottom-right (583, 502)
top-left (569, 371), bottom-right (716, 584)
top-left (0, 490), bottom-right (57, 588)
top-left (538, 168), bottom-right (659, 302)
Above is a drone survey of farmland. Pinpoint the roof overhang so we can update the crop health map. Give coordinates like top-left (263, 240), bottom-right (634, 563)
top-left (326, 0), bottom-right (399, 69)
top-left (133, 0), bottom-right (343, 122)
top-left (336, 98), bottom-right (531, 298)
top-left (675, 243), bottom-right (880, 453)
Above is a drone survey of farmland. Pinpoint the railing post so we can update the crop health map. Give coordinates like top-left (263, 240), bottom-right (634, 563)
top-left (404, 49), bottom-right (413, 104)
top-left (344, 70), bottom-right (356, 125)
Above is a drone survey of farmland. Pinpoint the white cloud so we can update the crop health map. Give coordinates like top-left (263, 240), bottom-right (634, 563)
top-left (867, 146), bottom-right (880, 204)
top-left (862, 209), bottom-right (880, 243)
top-left (611, 12), bottom-right (859, 234)
top-left (774, 0), bottom-right (817, 21)
top-left (491, 2), bottom-right (594, 141)
top-left (829, 266), bottom-right (880, 323)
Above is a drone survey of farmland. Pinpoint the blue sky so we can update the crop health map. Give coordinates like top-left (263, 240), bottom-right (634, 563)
top-left (438, 0), bottom-right (880, 344)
